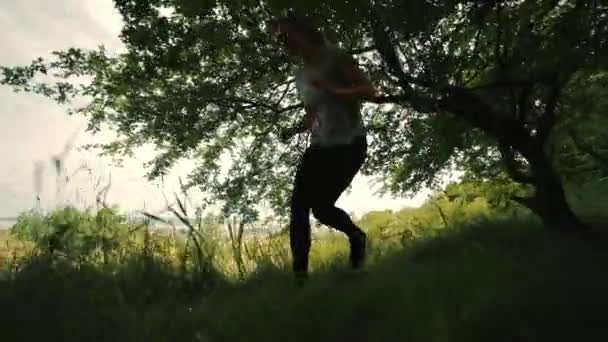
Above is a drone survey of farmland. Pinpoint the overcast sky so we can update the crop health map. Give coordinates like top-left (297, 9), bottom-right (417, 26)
top-left (0, 0), bottom-right (429, 218)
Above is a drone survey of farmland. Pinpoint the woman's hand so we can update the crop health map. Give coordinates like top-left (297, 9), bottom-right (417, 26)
top-left (279, 105), bottom-right (317, 142)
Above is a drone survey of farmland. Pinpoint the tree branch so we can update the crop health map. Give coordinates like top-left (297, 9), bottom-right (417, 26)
top-left (219, 96), bottom-right (302, 116)
top-left (441, 86), bottom-right (529, 144)
top-left (276, 103), bottom-right (303, 114)
top-left (468, 72), bottom-right (558, 90)
top-left (517, 84), bottom-right (533, 123)
top-left (536, 77), bottom-right (563, 142)
top-left (370, 94), bottom-right (408, 104)
top-left (273, 81), bottom-right (294, 107)
top-left (362, 1), bottom-right (411, 93)
top-left (499, 142), bottom-right (535, 184)
top-left (349, 45), bottom-right (377, 55)
top-left (355, 0), bottom-right (531, 147)
top-left (494, 3), bottom-right (506, 70)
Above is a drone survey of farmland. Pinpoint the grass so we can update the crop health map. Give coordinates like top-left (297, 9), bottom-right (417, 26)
top-left (0, 214), bottom-right (607, 342)
top-left (0, 229), bottom-right (32, 269)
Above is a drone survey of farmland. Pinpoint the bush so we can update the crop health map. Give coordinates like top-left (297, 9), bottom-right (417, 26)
top-left (10, 206), bottom-right (140, 261)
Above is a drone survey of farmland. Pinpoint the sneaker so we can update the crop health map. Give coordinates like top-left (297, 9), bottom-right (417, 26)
top-left (349, 230), bottom-right (367, 270)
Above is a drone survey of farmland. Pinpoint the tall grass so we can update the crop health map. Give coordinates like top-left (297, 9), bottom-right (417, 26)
top-left (1, 213), bottom-right (607, 342)
top-left (1, 154), bottom-right (607, 341)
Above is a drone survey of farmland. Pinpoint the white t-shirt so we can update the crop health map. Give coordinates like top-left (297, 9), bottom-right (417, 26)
top-left (294, 45), bottom-right (366, 147)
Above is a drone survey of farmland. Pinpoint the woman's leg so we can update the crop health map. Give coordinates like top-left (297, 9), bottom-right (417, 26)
top-left (289, 147), bottom-right (319, 278)
top-left (310, 137), bottom-right (368, 268)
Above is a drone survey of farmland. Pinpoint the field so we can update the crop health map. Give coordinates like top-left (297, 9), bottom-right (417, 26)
top-left (0, 182), bottom-right (607, 342)
top-left (1, 1), bottom-right (606, 340)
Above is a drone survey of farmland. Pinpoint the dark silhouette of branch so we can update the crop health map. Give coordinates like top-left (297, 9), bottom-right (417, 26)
top-left (537, 77), bottom-right (564, 143)
top-left (354, 0), bottom-right (533, 147)
top-left (517, 84), bottom-right (533, 123)
top-left (495, 3), bottom-right (506, 70)
top-left (349, 45), bottom-right (377, 55)
top-left (363, 2), bottom-right (411, 92)
top-left (273, 80), bottom-right (294, 107)
top-left (499, 142), bottom-right (535, 184)
top-left (370, 94), bottom-right (408, 104)
top-left (469, 76), bottom-right (549, 90)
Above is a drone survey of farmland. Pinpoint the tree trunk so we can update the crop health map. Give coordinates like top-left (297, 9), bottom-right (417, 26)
top-left (523, 146), bottom-right (591, 232)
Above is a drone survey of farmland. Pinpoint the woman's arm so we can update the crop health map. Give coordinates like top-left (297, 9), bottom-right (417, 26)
top-left (280, 105), bottom-right (317, 142)
top-left (310, 54), bottom-right (379, 100)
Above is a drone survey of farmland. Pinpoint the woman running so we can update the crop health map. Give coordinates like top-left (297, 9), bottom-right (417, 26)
top-left (269, 14), bottom-right (379, 283)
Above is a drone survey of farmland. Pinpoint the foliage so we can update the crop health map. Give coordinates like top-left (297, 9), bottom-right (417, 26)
top-left (10, 206), bottom-right (137, 260)
top-left (440, 173), bottom-right (529, 212)
top-left (2, 0), bottom-right (606, 228)
top-left (10, 210), bottom-right (47, 242)
top-left (553, 71), bottom-right (608, 183)
top-left (357, 174), bottom-right (530, 242)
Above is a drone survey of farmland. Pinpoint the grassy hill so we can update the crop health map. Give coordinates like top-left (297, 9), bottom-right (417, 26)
top-left (0, 180), bottom-right (606, 341)
top-left (0, 215), bottom-right (606, 342)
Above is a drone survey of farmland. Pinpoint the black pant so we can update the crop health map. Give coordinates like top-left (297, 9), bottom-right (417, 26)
top-left (289, 135), bottom-right (367, 273)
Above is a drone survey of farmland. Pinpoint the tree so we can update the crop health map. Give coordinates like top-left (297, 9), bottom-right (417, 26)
top-left (554, 71), bottom-right (608, 183)
top-left (2, 0), bottom-right (606, 231)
